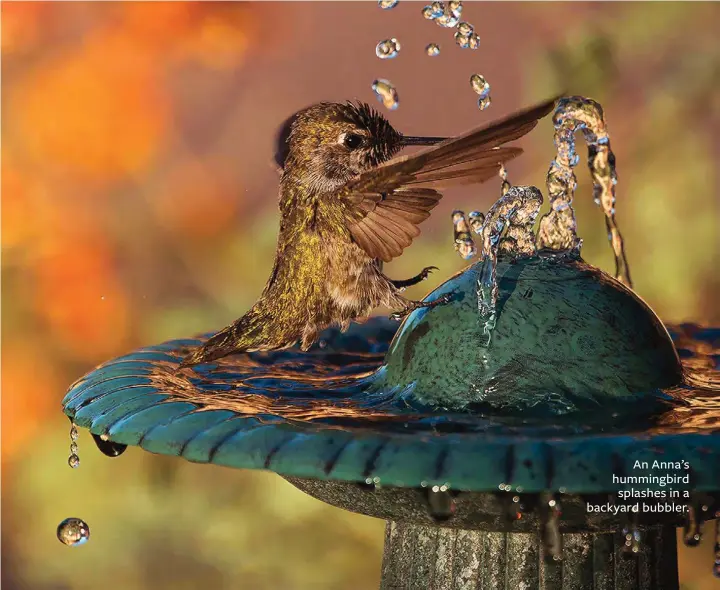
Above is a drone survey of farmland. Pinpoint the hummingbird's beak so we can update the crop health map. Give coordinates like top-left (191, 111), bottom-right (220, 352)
top-left (399, 135), bottom-right (448, 147)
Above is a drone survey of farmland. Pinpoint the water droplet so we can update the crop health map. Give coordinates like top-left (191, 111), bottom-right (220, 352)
top-left (436, 12), bottom-right (459, 28)
top-left (454, 32), bottom-right (470, 49)
top-left (425, 43), bottom-right (440, 57)
top-left (91, 433), bottom-right (127, 457)
top-left (68, 422), bottom-right (80, 468)
top-left (478, 95), bottom-right (492, 111)
top-left (457, 21), bottom-right (473, 36)
top-left (452, 210), bottom-right (476, 260)
top-left (371, 79), bottom-right (399, 111)
top-left (447, 0), bottom-right (462, 18)
top-left (499, 165), bottom-right (511, 196)
top-left (376, 38), bottom-right (400, 60)
top-left (57, 518), bottom-right (90, 547)
top-left (423, 2), bottom-right (444, 19)
top-left (378, 0), bottom-right (399, 8)
top-left (621, 513), bottom-right (642, 556)
top-left (468, 211), bottom-right (485, 234)
top-left (470, 74), bottom-right (490, 98)
top-left (422, 5), bottom-right (437, 19)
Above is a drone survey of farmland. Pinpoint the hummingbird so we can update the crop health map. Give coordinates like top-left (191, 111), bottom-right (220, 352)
top-left (179, 97), bottom-right (557, 367)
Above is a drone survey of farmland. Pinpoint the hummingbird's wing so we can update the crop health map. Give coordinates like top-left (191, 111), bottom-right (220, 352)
top-left (335, 97), bottom-right (557, 263)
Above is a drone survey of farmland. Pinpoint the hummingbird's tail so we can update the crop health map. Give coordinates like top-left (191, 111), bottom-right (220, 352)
top-left (177, 308), bottom-right (280, 369)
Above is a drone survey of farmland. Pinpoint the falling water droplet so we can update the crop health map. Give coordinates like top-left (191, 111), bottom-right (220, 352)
top-left (91, 433), bottom-right (127, 457)
top-left (447, 0), bottom-right (462, 18)
top-left (454, 32), bottom-right (470, 48)
top-left (376, 38), bottom-right (401, 60)
top-left (68, 454), bottom-right (80, 468)
top-left (452, 210), bottom-right (477, 260)
top-left (57, 518), bottom-right (90, 547)
top-left (470, 74), bottom-right (490, 99)
top-left (478, 96), bottom-right (492, 111)
top-left (70, 424), bottom-right (79, 441)
top-left (436, 12), bottom-right (459, 28)
top-left (371, 79), bottom-right (399, 111)
top-left (683, 500), bottom-right (703, 546)
top-left (457, 21), bottom-right (473, 36)
top-left (425, 43), bottom-right (440, 57)
top-left (378, 0), bottom-right (399, 9)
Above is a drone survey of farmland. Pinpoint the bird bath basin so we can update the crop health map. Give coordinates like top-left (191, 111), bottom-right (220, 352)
top-left (60, 97), bottom-right (720, 589)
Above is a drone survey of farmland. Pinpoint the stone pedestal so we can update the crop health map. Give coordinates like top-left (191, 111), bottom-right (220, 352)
top-left (380, 522), bottom-right (679, 590)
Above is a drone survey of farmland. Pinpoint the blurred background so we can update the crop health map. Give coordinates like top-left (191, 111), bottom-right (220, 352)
top-left (2, 2), bottom-right (719, 589)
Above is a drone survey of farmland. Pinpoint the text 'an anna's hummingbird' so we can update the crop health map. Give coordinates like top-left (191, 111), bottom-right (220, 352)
top-left (179, 97), bottom-right (557, 367)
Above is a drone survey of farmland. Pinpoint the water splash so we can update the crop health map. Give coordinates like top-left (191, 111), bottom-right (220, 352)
top-left (371, 79), bottom-right (399, 111)
top-left (425, 43), bottom-right (440, 57)
top-left (499, 165), bottom-right (511, 196)
top-left (452, 210), bottom-right (477, 260)
top-left (376, 38), bottom-right (401, 60)
top-left (536, 96), bottom-right (632, 287)
top-left (475, 186), bottom-right (543, 346)
top-left (57, 517), bottom-right (90, 547)
top-left (378, 0), bottom-right (399, 9)
top-left (68, 422), bottom-right (80, 469)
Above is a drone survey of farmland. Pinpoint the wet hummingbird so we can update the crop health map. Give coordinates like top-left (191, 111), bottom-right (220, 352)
top-left (179, 97), bottom-right (557, 367)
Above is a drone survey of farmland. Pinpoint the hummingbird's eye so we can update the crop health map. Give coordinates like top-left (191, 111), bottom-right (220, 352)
top-left (342, 133), bottom-right (364, 150)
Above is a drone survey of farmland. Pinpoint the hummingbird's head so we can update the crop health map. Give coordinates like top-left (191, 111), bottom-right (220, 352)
top-left (275, 102), bottom-right (445, 192)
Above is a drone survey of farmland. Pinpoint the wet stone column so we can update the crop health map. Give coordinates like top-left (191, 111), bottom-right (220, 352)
top-left (379, 522), bottom-right (679, 590)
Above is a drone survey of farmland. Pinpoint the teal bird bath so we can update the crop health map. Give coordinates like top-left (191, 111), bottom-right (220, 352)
top-left (61, 254), bottom-right (720, 589)
top-left (59, 97), bottom-right (720, 589)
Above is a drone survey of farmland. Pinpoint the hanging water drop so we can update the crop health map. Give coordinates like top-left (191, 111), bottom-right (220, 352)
top-left (371, 79), bottom-right (399, 111)
top-left (540, 493), bottom-right (562, 561)
top-left (376, 38), bottom-right (401, 60)
top-left (478, 95), bottom-right (492, 111)
top-left (425, 43), bottom-right (440, 57)
top-left (68, 422), bottom-right (80, 468)
top-left (425, 485), bottom-right (456, 522)
top-left (378, 0), bottom-right (399, 9)
top-left (470, 74), bottom-right (490, 99)
top-left (57, 517), bottom-right (90, 547)
top-left (91, 433), bottom-right (127, 457)
top-left (452, 210), bottom-right (477, 260)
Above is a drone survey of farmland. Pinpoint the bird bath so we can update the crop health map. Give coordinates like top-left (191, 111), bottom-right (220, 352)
top-left (60, 98), bottom-right (720, 589)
